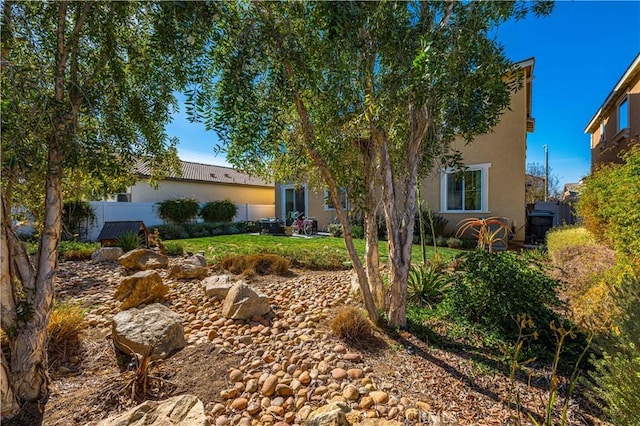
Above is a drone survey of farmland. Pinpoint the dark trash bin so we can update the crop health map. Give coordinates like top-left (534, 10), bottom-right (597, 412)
top-left (527, 210), bottom-right (554, 244)
top-left (260, 218), bottom-right (284, 235)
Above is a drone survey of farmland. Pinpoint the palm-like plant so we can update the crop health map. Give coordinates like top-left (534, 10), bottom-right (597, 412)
top-left (456, 216), bottom-right (513, 253)
top-left (407, 264), bottom-right (455, 308)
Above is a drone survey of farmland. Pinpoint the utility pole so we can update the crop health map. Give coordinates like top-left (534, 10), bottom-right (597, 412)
top-left (543, 144), bottom-right (549, 202)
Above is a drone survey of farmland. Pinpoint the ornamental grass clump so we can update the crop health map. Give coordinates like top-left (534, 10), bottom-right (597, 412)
top-left (220, 253), bottom-right (290, 276)
top-left (330, 307), bottom-right (373, 343)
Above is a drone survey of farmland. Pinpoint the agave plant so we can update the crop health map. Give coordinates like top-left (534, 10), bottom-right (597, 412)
top-left (407, 264), bottom-right (455, 308)
top-left (456, 216), bottom-right (513, 253)
top-left (115, 231), bottom-right (144, 252)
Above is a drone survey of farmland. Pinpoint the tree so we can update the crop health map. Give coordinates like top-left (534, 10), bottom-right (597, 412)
top-left (0, 2), bottom-right (204, 421)
top-left (526, 162), bottom-right (561, 203)
top-left (186, 1), bottom-right (552, 327)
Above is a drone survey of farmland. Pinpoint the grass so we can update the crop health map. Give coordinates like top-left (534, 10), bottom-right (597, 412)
top-left (166, 234), bottom-right (460, 270)
top-left (546, 226), bottom-right (596, 264)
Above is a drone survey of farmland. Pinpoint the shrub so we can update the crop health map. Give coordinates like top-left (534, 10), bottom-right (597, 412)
top-left (200, 200), bottom-right (238, 222)
top-left (115, 231), bottom-right (144, 252)
top-left (578, 146), bottom-right (640, 262)
top-left (546, 226), bottom-right (596, 265)
top-left (156, 198), bottom-right (199, 224)
top-left (48, 302), bottom-right (86, 355)
top-left (446, 237), bottom-right (462, 249)
top-left (415, 211), bottom-right (449, 238)
top-left (164, 241), bottom-right (185, 256)
top-left (435, 236), bottom-right (447, 247)
top-left (155, 223), bottom-right (185, 240)
top-left (407, 264), bottom-right (454, 308)
top-left (589, 277), bottom-right (640, 424)
top-left (220, 254), bottom-right (290, 276)
top-left (59, 241), bottom-right (99, 261)
top-left (456, 216), bottom-right (512, 252)
top-left (330, 307), bottom-right (373, 342)
top-left (447, 250), bottom-right (563, 347)
top-left (350, 224), bottom-right (364, 239)
top-left (328, 223), bottom-right (343, 237)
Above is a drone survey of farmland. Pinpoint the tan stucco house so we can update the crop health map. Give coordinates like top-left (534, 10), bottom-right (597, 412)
top-left (585, 53), bottom-right (640, 171)
top-left (115, 159), bottom-right (274, 205)
top-left (275, 58), bottom-right (535, 242)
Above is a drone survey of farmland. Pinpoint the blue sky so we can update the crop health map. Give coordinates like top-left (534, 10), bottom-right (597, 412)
top-left (166, 1), bottom-right (640, 186)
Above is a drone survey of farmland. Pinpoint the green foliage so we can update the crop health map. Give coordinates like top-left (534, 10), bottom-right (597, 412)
top-left (115, 231), bottom-right (144, 252)
top-left (59, 241), bottom-right (99, 261)
top-left (577, 146), bottom-right (640, 262)
top-left (350, 224), bottom-right (364, 239)
top-left (200, 200), bottom-right (238, 223)
top-left (590, 277), bottom-right (640, 425)
top-left (447, 250), bottom-right (562, 347)
top-left (156, 198), bottom-right (199, 225)
top-left (546, 226), bottom-right (596, 265)
top-left (415, 212), bottom-right (449, 238)
top-left (446, 237), bottom-right (463, 249)
top-left (407, 264), bottom-right (454, 308)
top-left (163, 241), bottom-right (184, 256)
top-left (155, 221), bottom-right (249, 240)
top-left (62, 200), bottom-right (96, 241)
top-left (328, 223), bottom-right (343, 237)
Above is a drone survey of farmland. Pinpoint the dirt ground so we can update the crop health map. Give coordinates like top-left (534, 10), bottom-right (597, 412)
top-left (26, 255), bottom-right (612, 426)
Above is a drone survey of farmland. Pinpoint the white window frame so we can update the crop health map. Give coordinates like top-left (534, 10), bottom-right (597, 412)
top-left (618, 96), bottom-right (629, 132)
top-left (323, 188), bottom-right (348, 211)
top-left (440, 163), bottom-right (491, 213)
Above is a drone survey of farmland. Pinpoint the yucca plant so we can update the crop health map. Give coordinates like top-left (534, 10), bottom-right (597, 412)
top-left (456, 216), bottom-right (513, 253)
top-left (115, 231), bottom-right (144, 252)
top-left (407, 264), bottom-right (455, 308)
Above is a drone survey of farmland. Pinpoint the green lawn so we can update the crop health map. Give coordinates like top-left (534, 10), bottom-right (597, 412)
top-left (166, 234), bottom-right (459, 270)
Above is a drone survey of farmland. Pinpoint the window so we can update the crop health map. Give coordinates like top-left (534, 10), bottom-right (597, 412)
top-left (600, 121), bottom-right (606, 141)
top-left (440, 163), bottom-right (490, 212)
top-left (324, 188), bottom-right (348, 211)
top-left (618, 97), bottom-right (628, 131)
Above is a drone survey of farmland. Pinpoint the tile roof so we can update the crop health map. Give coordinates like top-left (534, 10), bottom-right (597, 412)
top-left (135, 160), bottom-right (273, 188)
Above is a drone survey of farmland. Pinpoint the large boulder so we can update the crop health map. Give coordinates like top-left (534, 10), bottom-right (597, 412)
top-left (88, 394), bottom-right (206, 426)
top-left (114, 270), bottom-right (168, 310)
top-left (169, 257), bottom-right (208, 280)
top-left (112, 303), bottom-right (186, 360)
top-left (91, 247), bottom-right (125, 263)
top-left (221, 281), bottom-right (271, 320)
top-left (202, 275), bottom-right (234, 300)
top-left (118, 248), bottom-right (169, 271)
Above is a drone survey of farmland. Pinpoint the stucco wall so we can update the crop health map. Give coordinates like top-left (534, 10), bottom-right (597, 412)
top-left (422, 83), bottom-right (528, 242)
top-left (130, 179), bottom-right (275, 205)
top-left (590, 72), bottom-right (640, 168)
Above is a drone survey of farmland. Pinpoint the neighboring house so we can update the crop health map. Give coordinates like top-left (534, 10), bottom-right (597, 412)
top-left (561, 182), bottom-right (583, 203)
top-left (113, 159), bottom-right (274, 205)
top-left (585, 53), bottom-right (640, 171)
top-left (275, 58), bottom-right (535, 242)
top-left (525, 173), bottom-right (547, 204)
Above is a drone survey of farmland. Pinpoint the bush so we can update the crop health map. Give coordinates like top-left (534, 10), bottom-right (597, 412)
top-left (48, 302), bottom-right (86, 355)
top-left (164, 241), bottom-right (184, 256)
top-left (155, 223), bottom-right (185, 240)
top-left (350, 224), bottom-right (364, 239)
top-left (589, 277), bottom-right (640, 424)
top-left (446, 250), bottom-right (563, 347)
top-left (200, 200), bottom-right (238, 222)
top-left (546, 226), bottom-right (596, 265)
top-left (220, 254), bottom-right (290, 276)
top-left (59, 241), bottom-right (99, 261)
top-left (415, 212), bottom-right (448, 238)
top-left (578, 146), bottom-right (640, 262)
top-left (328, 223), bottom-right (343, 237)
top-left (156, 198), bottom-right (199, 224)
top-left (330, 307), bottom-right (373, 342)
top-left (115, 231), bottom-right (144, 252)
top-left (407, 264), bottom-right (454, 308)
top-left (446, 237), bottom-right (462, 249)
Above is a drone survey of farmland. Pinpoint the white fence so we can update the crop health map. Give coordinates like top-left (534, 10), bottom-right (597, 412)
top-left (87, 201), bottom-right (275, 242)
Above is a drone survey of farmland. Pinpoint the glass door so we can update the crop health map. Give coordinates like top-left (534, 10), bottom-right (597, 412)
top-left (283, 186), bottom-right (307, 225)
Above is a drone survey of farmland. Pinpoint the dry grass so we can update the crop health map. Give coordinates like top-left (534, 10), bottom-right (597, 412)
top-left (48, 302), bottom-right (87, 356)
top-left (62, 249), bottom-right (95, 261)
top-left (330, 307), bottom-right (373, 343)
top-left (220, 253), bottom-right (290, 276)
